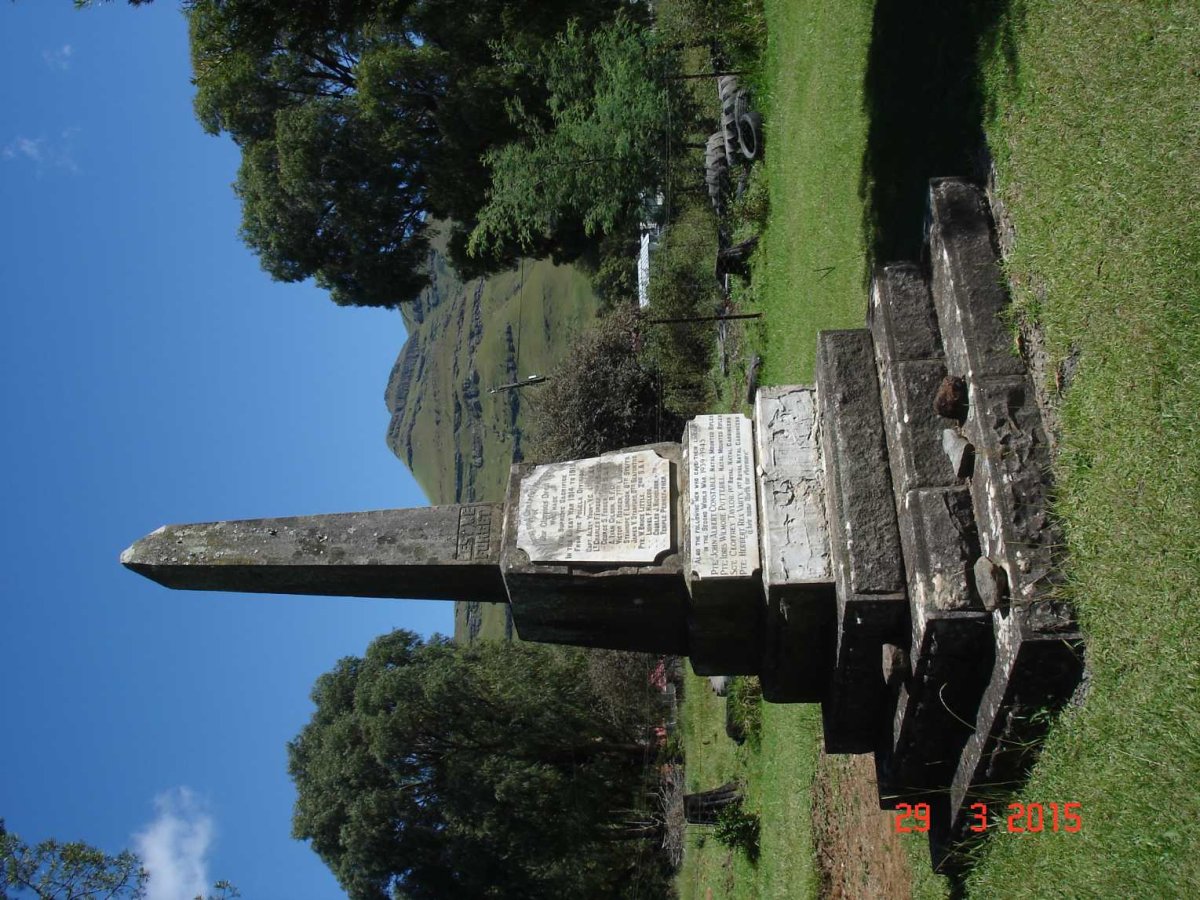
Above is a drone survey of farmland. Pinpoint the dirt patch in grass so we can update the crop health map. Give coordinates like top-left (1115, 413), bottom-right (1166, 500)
top-left (812, 752), bottom-right (911, 900)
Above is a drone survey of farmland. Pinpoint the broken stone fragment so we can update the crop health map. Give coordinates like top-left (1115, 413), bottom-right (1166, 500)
top-left (941, 427), bottom-right (975, 478)
top-left (933, 374), bottom-right (969, 422)
top-left (973, 556), bottom-right (1009, 611)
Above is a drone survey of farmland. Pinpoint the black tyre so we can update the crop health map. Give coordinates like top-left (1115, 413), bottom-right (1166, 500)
top-left (737, 110), bottom-right (763, 161)
top-left (717, 74), bottom-right (740, 108)
top-left (704, 131), bottom-right (728, 215)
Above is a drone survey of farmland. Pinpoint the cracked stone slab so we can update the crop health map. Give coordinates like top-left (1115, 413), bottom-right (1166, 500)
top-left (899, 486), bottom-right (983, 625)
top-left (928, 178), bottom-right (1026, 380)
top-left (964, 375), bottom-right (1062, 603)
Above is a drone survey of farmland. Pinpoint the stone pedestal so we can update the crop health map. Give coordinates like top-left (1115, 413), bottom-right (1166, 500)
top-left (500, 443), bottom-right (690, 655)
top-left (753, 386), bottom-right (835, 702)
top-left (683, 415), bottom-right (763, 674)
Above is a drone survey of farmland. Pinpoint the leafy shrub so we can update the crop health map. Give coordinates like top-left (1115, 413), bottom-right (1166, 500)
top-left (714, 803), bottom-right (761, 862)
top-left (524, 308), bottom-right (680, 462)
top-left (655, 0), bottom-right (767, 70)
top-left (725, 675), bottom-right (763, 749)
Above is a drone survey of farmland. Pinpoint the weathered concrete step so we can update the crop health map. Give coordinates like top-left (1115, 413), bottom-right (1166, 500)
top-left (947, 608), bottom-right (1084, 838)
top-left (928, 178), bottom-right (1026, 380)
top-left (753, 386), bottom-right (835, 703)
top-left (870, 265), bottom-right (961, 497)
top-left (816, 329), bottom-right (907, 752)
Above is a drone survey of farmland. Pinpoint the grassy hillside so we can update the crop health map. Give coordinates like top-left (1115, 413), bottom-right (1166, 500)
top-left (384, 231), bottom-right (602, 642)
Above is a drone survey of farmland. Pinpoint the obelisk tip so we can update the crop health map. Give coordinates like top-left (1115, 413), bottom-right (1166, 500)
top-left (121, 525), bottom-right (166, 569)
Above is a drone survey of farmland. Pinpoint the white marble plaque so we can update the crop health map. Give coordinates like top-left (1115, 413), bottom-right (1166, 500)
top-left (517, 450), bottom-right (672, 563)
top-left (687, 415), bottom-right (760, 578)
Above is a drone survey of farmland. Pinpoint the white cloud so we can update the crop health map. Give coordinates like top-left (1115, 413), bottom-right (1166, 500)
top-left (43, 44), bottom-right (74, 72)
top-left (133, 788), bottom-right (215, 900)
top-left (1, 133), bottom-right (80, 175)
top-left (3, 136), bottom-right (45, 163)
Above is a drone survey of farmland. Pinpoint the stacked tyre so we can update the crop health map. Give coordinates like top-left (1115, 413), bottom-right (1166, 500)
top-left (704, 130), bottom-right (728, 216)
top-left (717, 75), bottom-right (763, 165)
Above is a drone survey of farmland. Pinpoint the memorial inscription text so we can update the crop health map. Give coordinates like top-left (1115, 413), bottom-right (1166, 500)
top-left (517, 450), bottom-right (672, 563)
top-left (688, 415), bottom-right (760, 578)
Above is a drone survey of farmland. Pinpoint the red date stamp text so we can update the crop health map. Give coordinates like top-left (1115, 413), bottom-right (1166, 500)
top-left (892, 802), bottom-right (1083, 833)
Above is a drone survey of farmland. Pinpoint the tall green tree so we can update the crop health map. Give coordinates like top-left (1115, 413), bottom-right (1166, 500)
top-left (184, 0), bottom-right (627, 307)
top-left (1, 823), bottom-right (146, 900)
top-left (468, 14), bottom-right (682, 262)
top-left (289, 631), bottom-right (664, 900)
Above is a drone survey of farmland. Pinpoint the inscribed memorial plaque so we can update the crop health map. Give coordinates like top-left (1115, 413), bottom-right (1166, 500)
top-left (516, 450), bottom-right (672, 563)
top-left (687, 415), bottom-right (760, 578)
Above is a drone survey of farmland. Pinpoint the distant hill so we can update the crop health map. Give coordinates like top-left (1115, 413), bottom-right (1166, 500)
top-left (384, 230), bottom-right (602, 642)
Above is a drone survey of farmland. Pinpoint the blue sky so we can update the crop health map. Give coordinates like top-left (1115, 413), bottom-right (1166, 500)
top-left (1, 4), bottom-right (450, 898)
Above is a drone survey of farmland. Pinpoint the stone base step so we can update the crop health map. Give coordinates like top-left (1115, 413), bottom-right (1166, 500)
top-left (815, 329), bottom-right (907, 752)
top-left (878, 609), bottom-right (992, 804)
top-left (864, 179), bottom-right (1084, 860)
top-left (947, 608), bottom-right (1084, 837)
top-left (870, 262), bottom-right (995, 783)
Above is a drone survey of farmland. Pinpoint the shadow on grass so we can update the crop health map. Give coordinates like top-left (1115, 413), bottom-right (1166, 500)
top-left (860, 0), bottom-right (1026, 267)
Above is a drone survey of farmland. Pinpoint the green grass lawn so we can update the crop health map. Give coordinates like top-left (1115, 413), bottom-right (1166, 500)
top-left (963, 1), bottom-right (1200, 894)
top-left (748, 0), bottom-right (877, 385)
top-left (676, 675), bottom-right (822, 900)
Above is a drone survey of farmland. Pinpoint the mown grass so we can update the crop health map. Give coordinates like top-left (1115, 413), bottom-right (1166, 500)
top-left (961, 1), bottom-right (1200, 894)
top-left (748, 0), bottom-right (876, 385)
top-left (676, 674), bottom-right (822, 899)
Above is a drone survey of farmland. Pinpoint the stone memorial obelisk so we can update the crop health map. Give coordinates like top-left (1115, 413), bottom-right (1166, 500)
top-left (124, 392), bottom-right (838, 693)
top-left (124, 412), bottom-right (835, 685)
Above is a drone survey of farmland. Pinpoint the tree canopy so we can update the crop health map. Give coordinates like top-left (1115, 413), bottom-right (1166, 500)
top-left (0, 821), bottom-right (237, 900)
top-left (467, 14), bottom-right (680, 262)
top-left (185, 0), bottom-right (630, 307)
top-left (288, 631), bottom-right (668, 899)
